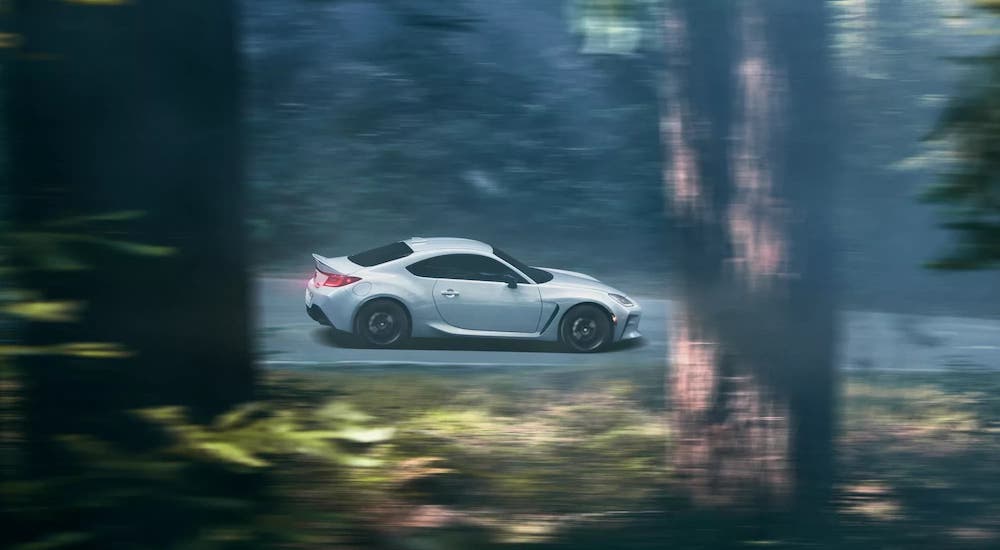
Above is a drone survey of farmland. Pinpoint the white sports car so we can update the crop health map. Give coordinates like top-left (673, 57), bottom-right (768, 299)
top-left (305, 237), bottom-right (641, 352)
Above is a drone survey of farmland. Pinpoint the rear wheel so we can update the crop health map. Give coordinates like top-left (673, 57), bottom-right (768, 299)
top-left (560, 304), bottom-right (611, 352)
top-left (355, 299), bottom-right (410, 348)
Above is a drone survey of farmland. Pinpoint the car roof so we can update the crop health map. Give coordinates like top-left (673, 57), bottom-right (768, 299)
top-left (403, 237), bottom-right (493, 254)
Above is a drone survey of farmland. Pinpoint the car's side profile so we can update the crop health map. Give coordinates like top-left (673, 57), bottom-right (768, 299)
top-left (305, 237), bottom-right (641, 352)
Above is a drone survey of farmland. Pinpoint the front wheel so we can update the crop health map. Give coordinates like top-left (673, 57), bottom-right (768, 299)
top-left (355, 299), bottom-right (410, 348)
top-left (560, 304), bottom-right (612, 353)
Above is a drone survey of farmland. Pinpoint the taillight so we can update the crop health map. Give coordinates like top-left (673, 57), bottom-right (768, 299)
top-left (320, 273), bottom-right (361, 287)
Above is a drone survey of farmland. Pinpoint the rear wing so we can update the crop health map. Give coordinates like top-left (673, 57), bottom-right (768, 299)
top-left (312, 254), bottom-right (358, 275)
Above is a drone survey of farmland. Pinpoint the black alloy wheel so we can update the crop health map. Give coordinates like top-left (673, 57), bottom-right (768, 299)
top-left (355, 299), bottom-right (410, 348)
top-left (560, 304), bottom-right (611, 352)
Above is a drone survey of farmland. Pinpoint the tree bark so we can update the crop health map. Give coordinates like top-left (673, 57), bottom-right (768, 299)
top-left (663, 0), bottom-right (837, 533)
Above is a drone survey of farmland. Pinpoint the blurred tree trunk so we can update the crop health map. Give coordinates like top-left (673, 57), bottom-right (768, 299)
top-left (6, 0), bottom-right (252, 462)
top-left (663, 0), bottom-right (837, 536)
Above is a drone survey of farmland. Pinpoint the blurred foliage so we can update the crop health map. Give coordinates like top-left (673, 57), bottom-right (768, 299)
top-left (229, 368), bottom-right (1000, 549)
top-left (5, 347), bottom-right (1000, 548)
top-left (137, 401), bottom-right (394, 469)
top-left (0, 212), bottom-right (173, 547)
top-left (259, 368), bottom-right (670, 546)
top-left (3, 396), bottom-right (398, 549)
top-left (0, 212), bottom-right (173, 361)
top-left (922, 2), bottom-right (1000, 270)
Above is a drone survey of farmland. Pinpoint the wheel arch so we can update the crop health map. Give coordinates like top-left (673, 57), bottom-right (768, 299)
top-left (559, 301), bottom-right (616, 332)
top-left (352, 295), bottom-right (413, 335)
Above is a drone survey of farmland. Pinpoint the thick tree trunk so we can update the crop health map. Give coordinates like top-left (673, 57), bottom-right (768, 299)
top-left (6, 0), bottom-right (252, 460)
top-left (663, 0), bottom-right (837, 533)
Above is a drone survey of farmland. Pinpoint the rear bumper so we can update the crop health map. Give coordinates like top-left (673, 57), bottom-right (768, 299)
top-left (307, 304), bottom-right (333, 327)
top-left (305, 279), bottom-right (361, 330)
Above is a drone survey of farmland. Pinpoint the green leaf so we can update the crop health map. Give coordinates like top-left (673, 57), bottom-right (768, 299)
top-left (195, 441), bottom-right (270, 468)
top-left (2, 300), bottom-right (83, 322)
top-left (50, 342), bottom-right (133, 359)
top-left (134, 406), bottom-right (189, 424)
top-left (0, 342), bottom-right (132, 359)
top-left (337, 455), bottom-right (382, 468)
top-left (331, 427), bottom-right (395, 443)
top-left (212, 402), bottom-right (268, 430)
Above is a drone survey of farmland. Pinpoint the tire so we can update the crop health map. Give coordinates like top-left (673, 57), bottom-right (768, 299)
top-left (355, 299), bottom-right (410, 348)
top-left (560, 304), bottom-right (612, 353)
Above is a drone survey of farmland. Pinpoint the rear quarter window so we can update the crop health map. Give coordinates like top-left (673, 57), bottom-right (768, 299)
top-left (348, 242), bottom-right (414, 267)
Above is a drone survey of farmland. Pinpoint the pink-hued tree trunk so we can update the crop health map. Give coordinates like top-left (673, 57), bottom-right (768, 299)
top-left (662, 1), bottom-right (837, 523)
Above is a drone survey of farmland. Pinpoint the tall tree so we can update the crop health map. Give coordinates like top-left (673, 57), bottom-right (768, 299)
top-left (5, 0), bottom-right (252, 469)
top-left (4, 1), bottom-right (255, 545)
top-left (662, 0), bottom-right (837, 536)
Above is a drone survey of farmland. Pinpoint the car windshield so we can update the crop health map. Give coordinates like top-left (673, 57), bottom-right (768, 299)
top-left (492, 246), bottom-right (553, 283)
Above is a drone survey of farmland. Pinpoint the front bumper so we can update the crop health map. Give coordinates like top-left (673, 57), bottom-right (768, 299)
top-left (619, 312), bottom-right (642, 341)
top-left (608, 294), bottom-right (642, 342)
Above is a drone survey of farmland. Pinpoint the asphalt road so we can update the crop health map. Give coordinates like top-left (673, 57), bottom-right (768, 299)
top-left (256, 278), bottom-right (1000, 372)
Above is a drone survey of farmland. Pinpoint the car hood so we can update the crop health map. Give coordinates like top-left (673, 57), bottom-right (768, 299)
top-left (537, 267), bottom-right (617, 292)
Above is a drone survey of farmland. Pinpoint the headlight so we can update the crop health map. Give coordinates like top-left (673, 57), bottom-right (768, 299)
top-left (608, 293), bottom-right (634, 307)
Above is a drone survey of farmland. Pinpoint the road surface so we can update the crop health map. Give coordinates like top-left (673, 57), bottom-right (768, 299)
top-left (256, 278), bottom-right (1000, 371)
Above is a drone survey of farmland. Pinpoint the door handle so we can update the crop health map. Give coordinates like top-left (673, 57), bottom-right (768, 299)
top-left (440, 289), bottom-right (460, 298)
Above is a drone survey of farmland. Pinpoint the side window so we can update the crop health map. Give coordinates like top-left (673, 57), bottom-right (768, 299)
top-left (407, 254), bottom-right (527, 283)
top-left (406, 256), bottom-right (451, 278)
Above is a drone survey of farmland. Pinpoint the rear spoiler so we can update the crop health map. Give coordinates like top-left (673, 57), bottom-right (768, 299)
top-left (313, 254), bottom-right (340, 274)
top-left (312, 253), bottom-right (358, 275)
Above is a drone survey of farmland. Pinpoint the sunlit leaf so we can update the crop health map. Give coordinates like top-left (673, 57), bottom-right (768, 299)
top-left (0, 345), bottom-right (35, 357)
top-left (2, 301), bottom-right (83, 322)
top-left (0, 342), bottom-right (132, 359)
top-left (337, 455), bottom-right (381, 468)
top-left (212, 402), bottom-right (268, 430)
top-left (0, 344), bottom-right (126, 358)
top-left (317, 401), bottom-right (371, 422)
top-left (331, 427), bottom-right (395, 443)
top-left (0, 32), bottom-right (22, 49)
top-left (195, 441), bottom-right (270, 468)
top-left (52, 342), bottom-right (133, 358)
top-left (135, 406), bottom-right (188, 423)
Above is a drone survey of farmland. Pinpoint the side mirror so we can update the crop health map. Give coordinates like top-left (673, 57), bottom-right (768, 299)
top-left (502, 274), bottom-right (518, 289)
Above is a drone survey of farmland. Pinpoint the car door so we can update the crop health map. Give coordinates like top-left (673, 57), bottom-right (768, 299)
top-left (408, 254), bottom-right (542, 333)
